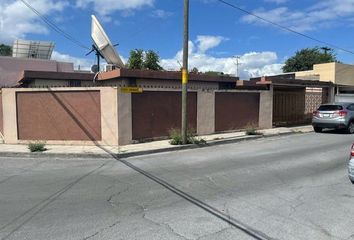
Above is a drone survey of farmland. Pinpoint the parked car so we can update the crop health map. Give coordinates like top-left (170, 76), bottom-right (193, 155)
top-left (349, 143), bottom-right (354, 184)
top-left (312, 103), bottom-right (354, 133)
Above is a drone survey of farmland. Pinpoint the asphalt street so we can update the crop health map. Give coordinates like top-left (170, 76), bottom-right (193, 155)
top-left (0, 132), bottom-right (353, 240)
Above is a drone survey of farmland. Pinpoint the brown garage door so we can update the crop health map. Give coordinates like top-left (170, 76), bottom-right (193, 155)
top-left (273, 89), bottom-right (306, 126)
top-left (132, 91), bottom-right (197, 140)
top-left (215, 92), bottom-right (260, 132)
top-left (17, 91), bottom-right (101, 141)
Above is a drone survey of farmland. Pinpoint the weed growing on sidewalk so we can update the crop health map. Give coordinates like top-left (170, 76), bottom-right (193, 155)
top-left (168, 129), bottom-right (206, 145)
top-left (245, 123), bottom-right (262, 136)
top-left (28, 141), bottom-right (47, 152)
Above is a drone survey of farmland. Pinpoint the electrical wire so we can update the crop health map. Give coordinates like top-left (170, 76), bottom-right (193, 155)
top-left (216, 0), bottom-right (354, 55)
top-left (19, 0), bottom-right (90, 50)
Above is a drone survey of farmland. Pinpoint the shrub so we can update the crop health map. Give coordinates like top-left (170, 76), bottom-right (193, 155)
top-left (28, 141), bottom-right (47, 152)
top-left (169, 129), bottom-right (206, 145)
top-left (244, 123), bottom-right (262, 135)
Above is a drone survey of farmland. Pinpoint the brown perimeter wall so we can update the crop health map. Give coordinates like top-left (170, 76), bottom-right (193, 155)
top-left (215, 92), bottom-right (260, 132)
top-left (132, 91), bottom-right (197, 140)
top-left (16, 91), bottom-right (102, 141)
top-left (273, 88), bottom-right (306, 126)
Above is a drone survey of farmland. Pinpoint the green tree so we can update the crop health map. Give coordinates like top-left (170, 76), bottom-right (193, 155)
top-left (143, 50), bottom-right (163, 70)
top-left (127, 49), bottom-right (144, 69)
top-left (0, 44), bottom-right (12, 56)
top-left (127, 49), bottom-right (163, 71)
top-left (283, 47), bottom-right (338, 72)
top-left (190, 67), bottom-right (199, 74)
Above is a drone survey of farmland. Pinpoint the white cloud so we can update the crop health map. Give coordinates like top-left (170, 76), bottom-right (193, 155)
top-left (75, 0), bottom-right (154, 17)
top-left (264, 0), bottom-right (288, 4)
top-left (151, 9), bottom-right (173, 19)
top-left (196, 35), bottom-right (228, 53)
top-left (0, 0), bottom-right (69, 44)
top-left (242, 0), bottom-right (354, 33)
top-left (51, 51), bottom-right (93, 70)
top-left (160, 37), bottom-right (283, 79)
top-left (51, 51), bottom-right (127, 71)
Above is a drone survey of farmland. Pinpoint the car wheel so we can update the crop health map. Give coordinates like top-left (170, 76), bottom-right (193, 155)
top-left (351, 179), bottom-right (354, 184)
top-left (314, 127), bottom-right (322, 133)
top-left (346, 122), bottom-right (354, 134)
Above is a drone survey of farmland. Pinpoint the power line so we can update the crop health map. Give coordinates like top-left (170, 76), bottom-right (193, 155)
top-left (19, 0), bottom-right (90, 50)
top-left (216, 0), bottom-right (354, 55)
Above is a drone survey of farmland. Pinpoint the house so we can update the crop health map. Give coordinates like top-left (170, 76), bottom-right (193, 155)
top-left (0, 56), bottom-right (89, 87)
top-left (295, 62), bottom-right (354, 101)
top-left (18, 68), bottom-right (239, 90)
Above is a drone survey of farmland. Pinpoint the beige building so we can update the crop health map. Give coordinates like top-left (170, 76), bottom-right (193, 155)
top-left (295, 62), bottom-right (354, 86)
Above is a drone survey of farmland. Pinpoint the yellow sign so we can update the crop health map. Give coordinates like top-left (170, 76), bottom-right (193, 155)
top-left (121, 87), bottom-right (143, 93)
top-left (182, 69), bottom-right (188, 84)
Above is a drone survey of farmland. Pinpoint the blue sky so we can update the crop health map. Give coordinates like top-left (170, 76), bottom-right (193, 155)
top-left (2, 0), bottom-right (354, 79)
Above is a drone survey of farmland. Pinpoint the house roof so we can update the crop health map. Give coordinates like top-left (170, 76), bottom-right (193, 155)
top-left (256, 76), bottom-right (334, 87)
top-left (97, 68), bottom-right (239, 83)
top-left (18, 70), bottom-right (95, 84)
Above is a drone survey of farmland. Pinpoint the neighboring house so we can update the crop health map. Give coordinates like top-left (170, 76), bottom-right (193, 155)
top-left (0, 56), bottom-right (81, 87)
top-left (295, 62), bottom-right (354, 86)
top-left (245, 74), bottom-right (334, 126)
top-left (295, 62), bottom-right (354, 102)
top-left (18, 68), bottom-right (239, 90)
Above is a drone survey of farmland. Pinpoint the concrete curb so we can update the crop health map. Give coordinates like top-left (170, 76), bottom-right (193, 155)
top-left (0, 130), bottom-right (312, 159)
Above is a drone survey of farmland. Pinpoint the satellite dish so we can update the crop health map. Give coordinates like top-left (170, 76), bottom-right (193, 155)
top-left (91, 15), bottom-right (124, 68)
top-left (91, 64), bottom-right (99, 73)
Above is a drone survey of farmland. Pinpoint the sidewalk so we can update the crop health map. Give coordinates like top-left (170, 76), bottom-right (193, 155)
top-left (0, 125), bottom-right (314, 159)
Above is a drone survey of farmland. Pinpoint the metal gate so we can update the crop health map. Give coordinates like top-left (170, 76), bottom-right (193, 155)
top-left (273, 89), bottom-right (306, 126)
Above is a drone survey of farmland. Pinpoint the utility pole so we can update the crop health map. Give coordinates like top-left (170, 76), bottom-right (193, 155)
top-left (234, 55), bottom-right (241, 78)
top-left (181, 0), bottom-right (189, 144)
top-left (321, 47), bottom-right (331, 55)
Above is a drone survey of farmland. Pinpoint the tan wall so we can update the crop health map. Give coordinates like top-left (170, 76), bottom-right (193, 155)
top-left (2, 89), bottom-right (17, 142)
top-left (259, 86), bottom-right (273, 129)
top-left (296, 62), bottom-right (354, 86)
top-left (2, 87), bottom-right (118, 145)
top-left (295, 63), bottom-right (336, 82)
top-left (315, 63), bottom-right (336, 82)
top-left (197, 90), bottom-right (215, 135)
top-left (100, 88), bottom-right (119, 146)
top-left (117, 91), bottom-right (132, 145)
top-left (334, 63), bottom-right (354, 86)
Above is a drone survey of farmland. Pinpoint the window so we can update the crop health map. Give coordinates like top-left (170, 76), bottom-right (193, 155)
top-left (318, 105), bottom-right (343, 111)
top-left (69, 80), bottom-right (81, 87)
top-left (347, 104), bottom-right (354, 111)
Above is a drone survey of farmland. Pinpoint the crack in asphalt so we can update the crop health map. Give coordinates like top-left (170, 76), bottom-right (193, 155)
top-left (139, 205), bottom-right (193, 240)
top-left (82, 220), bottom-right (121, 240)
top-left (106, 186), bottom-right (130, 207)
top-left (196, 227), bottom-right (232, 240)
top-left (116, 159), bottom-right (277, 240)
